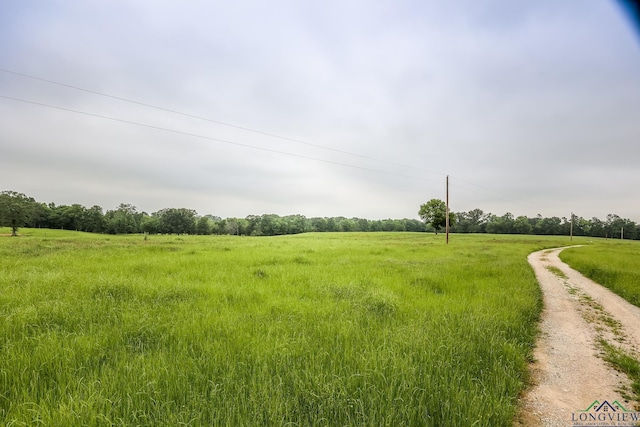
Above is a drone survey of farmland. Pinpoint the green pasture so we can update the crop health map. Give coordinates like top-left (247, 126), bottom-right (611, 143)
top-left (560, 240), bottom-right (640, 401)
top-left (560, 240), bottom-right (640, 307)
top-left (0, 229), bottom-right (581, 426)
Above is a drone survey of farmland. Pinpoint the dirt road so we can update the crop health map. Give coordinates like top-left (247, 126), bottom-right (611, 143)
top-left (517, 246), bottom-right (640, 426)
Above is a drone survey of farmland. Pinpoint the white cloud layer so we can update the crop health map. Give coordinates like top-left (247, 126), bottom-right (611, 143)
top-left (1, 0), bottom-right (639, 220)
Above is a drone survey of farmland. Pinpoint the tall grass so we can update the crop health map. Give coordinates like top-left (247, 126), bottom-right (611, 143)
top-left (560, 241), bottom-right (640, 307)
top-left (0, 229), bottom-right (572, 426)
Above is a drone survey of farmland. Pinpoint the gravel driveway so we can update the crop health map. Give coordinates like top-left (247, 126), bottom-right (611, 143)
top-left (517, 246), bottom-right (640, 426)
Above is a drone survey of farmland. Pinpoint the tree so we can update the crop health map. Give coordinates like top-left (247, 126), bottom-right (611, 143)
top-left (83, 205), bottom-right (105, 233)
top-left (325, 217), bottom-right (337, 232)
top-left (453, 209), bottom-right (488, 233)
top-left (141, 215), bottom-right (160, 234)
top-left (486, 212), bottom-right (515, 234)
top-left (196, 216), bottom-right (212, 235)
top-left (535, 216), bottom-right (562, 235)
top-left (605, 214), bottom-right (636, 239)
top-left (588, 217), bottom-right (606, 238)
top-left (104, 204), bottom-right (140, 234)
top-left (0, 191), bottom-right (36, 236)
top-left (310, 217), bottom-right (328, 232)
top-left (573, 216), bottom-right (590, 237)
top-left (513, 216), bottom-right (532, 234)
top-left (418, 199), bottom-right (455, 234)
top-left (285, 214), bottom-right (309, 234)
top-left (30, 202), bottom-right (50, 228)
top-left (67, 204), bottom-right (87, 231)
top-left (337, 217), bottom-right (356, 232)
top-left (44, 203), bottom-right (67, 229)
top-left (155, 208), bottom-right (197, 234)
top-left (355, 218), bottom-right (369, 232)
top-left (404, 219), bottom-right (426, 232)
top-left (244, 215), bottom-right (260, 235)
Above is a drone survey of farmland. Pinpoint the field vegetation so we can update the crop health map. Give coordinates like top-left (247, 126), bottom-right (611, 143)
top-left (560, 241), bottom-right (640, 403)
top-left (2, 190), bottom-right (638, 239)
top-left (1, 229), bottom-right (577, 426)
top-left (560, 241), bottom-right (640, 307)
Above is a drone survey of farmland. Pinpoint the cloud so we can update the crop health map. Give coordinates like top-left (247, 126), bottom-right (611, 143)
top-left (1, 0), bottom-right (639, 221)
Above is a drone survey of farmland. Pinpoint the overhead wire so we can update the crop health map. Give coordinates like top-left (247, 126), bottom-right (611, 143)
top-left (0, 68), bottom-right (445, 177)
top-left (0, 67), bottom-right (534, 212)
top-left (0, 94), bottom-right (441, 184)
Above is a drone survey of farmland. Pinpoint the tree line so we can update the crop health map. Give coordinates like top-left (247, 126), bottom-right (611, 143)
top-left (451, 209), bottom-right (637, 239)
top-left (0, 191), bottom-right (424, 236)
top-left (1, 190), bottom-right (638, 239)
top-left (418, 198), bottom-right (638, 239)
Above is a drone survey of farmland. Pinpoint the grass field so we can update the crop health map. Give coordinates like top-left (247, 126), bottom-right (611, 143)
top-left (560, 240), bottom-right (640, 308)
top-left (0, 229), bottom-right (577, 426)
top-left (560, 240), bottom-right (640, 402)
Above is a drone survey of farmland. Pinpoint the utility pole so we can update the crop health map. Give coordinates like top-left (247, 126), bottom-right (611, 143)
top-left (570, 212), bottom-right (573, 241)
top-left (446, 175), bottom-right (449, 245)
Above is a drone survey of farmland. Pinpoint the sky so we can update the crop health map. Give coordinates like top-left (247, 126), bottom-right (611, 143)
top-left (1, 0), bottom-right (639, 221)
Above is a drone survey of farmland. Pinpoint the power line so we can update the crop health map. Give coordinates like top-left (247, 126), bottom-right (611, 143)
top-left (0, 68), bottom-right (539, 211)
top-left (0, 94), bottom-right (441, 184)
top-left (0, 67), bottom-right (446, 178)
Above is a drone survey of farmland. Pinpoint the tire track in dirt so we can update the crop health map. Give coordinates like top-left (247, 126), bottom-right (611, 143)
top-left (517, 246), bottom-right (640, 426)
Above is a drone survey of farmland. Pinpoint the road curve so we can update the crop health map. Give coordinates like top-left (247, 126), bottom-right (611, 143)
top-left (517, 246), bottom-right (640, 426)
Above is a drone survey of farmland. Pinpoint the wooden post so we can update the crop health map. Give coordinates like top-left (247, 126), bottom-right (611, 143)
top-left (570, 212), bottom-right (573, 241)
top-left (446, 175), bottom-right (449, 245)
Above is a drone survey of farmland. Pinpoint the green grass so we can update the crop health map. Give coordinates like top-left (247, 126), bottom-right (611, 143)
top-left (560, 241), bottom-right (640, 406)
top-left (0, 229), bottom-right (575, 426)
top-left (560, 241), bottom-right (640, 307)
top-left (599, 339), bottom-right (640, 400)
top-left (546, 265), bottom-right (567, 279)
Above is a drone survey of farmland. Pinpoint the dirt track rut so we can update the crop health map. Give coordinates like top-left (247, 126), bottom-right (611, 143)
top-left (518, 246), bottom-right (640, 426)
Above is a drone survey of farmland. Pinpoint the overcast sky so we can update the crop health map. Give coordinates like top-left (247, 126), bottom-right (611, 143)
top-left (1, 1), bottom-right (639, 221)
